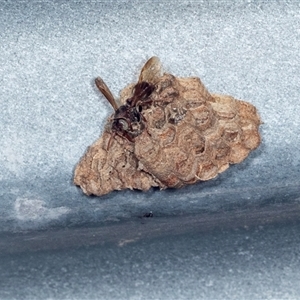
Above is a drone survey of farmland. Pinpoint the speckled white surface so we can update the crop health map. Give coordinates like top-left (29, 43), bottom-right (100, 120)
top-left (1, 1), bottom-right (300, 232)
top-left (1, 1), bottom-right (300, 298)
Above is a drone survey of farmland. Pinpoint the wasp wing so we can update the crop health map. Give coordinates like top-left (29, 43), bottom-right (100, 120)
top-left (95, 77), bottom-right (119, 111)
top-left (138, 56), bottom-right (163, 85)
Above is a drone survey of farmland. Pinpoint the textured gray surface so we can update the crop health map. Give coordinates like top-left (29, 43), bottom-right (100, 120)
top-left (1, 217), bottom-right (300, 299)
top-left (0, 0), bottom-right (300, 298)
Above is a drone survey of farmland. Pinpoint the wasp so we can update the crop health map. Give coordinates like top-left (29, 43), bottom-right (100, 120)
top-left (95, 57), bottom-right (162, 143)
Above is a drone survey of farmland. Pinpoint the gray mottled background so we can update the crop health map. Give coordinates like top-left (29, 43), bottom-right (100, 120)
top-left (1, 0), bottom-right (300, 299)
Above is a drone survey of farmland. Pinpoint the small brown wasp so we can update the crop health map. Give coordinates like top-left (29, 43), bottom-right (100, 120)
top-left (95, 57), bottom-right (162, 144)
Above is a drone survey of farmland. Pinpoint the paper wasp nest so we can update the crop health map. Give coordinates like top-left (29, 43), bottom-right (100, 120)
top-left (74, 57), bottom-right (261, 196)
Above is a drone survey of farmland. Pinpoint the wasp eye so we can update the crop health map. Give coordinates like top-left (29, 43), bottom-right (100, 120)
top-left (114, 118), bottom-right (129, 131)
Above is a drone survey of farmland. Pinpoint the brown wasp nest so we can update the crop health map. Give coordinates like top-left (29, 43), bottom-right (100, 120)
top-left (74, 57), bottom-right (261, 196)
